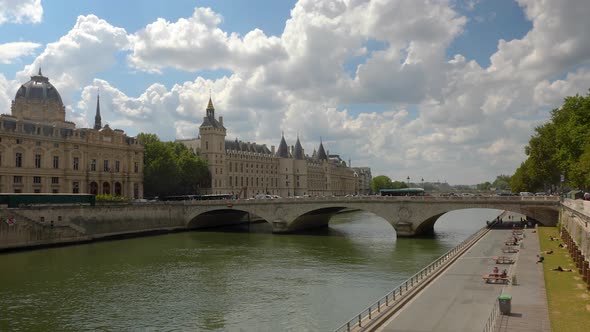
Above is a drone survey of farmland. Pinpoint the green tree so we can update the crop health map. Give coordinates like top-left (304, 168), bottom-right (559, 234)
top-left (371, 175), bottom-right (393, 193)
top-left (391, 180), bottom-right (408, 189)
top-left (137, 133), bottom-right (209, 197)
top-left (492, 175), bottom-right (511, 191)
top-left (476, 181), bottom-right (492, 191)
top-left (512, 92), bottom-right (590, 192)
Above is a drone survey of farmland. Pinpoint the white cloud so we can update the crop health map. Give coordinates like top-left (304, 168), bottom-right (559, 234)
top-left (0, 0), bottom-right (42, 24)
top-left (127, 7), bottom-right (286, 74)
top-left (0, 41), bottom-right (41, 63)
top-left (10, 0), bottom-right (590, 185)
top-left (16, 14), bottom-right (130, 113)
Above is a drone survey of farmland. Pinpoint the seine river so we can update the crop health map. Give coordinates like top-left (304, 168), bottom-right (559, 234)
top-left (0, 208), bottom-right (501, 331)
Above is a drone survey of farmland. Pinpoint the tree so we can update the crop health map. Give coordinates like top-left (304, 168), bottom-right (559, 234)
top-left (512, 92), bottom-right (590, 192)
top-left (391, 180), bottom-right (408, 189)
top-left (492, 175), bottom-right (512, 191)
top-left (371, 175), bottom-right (393, 193)
top-left (476, 181), bottom-right (492, 191)
top-left (137, 133), bottom-right (209, 197)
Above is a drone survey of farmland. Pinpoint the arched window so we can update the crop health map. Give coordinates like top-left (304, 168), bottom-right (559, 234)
top-left (103, 182), bottom-right (111, 195)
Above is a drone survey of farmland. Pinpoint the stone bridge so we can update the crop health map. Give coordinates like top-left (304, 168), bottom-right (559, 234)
top-left (185, 196), bottom-right (560, 237)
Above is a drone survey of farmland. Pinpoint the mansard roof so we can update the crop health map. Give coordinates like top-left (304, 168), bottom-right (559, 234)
top-left (225, 138), bottom-right (272, 154)
top-left (293, 137), bottom-right (304, 159)
top-left (276, 133), bottom-right (290, 158)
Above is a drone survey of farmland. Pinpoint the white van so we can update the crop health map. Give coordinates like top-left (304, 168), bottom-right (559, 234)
top-left (519, 192), bottom-right (534, 196)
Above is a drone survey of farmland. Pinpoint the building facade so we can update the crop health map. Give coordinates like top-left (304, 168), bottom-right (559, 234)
top-left (178, 99), bottom-right (359, 198)
top-left (352, 167), bottom-right (373, 195)
top-left (0, 70), bottom-right (144, 198)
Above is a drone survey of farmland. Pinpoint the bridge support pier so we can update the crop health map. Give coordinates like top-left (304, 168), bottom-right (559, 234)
top-left (394, 222), bottom-right (416, 237)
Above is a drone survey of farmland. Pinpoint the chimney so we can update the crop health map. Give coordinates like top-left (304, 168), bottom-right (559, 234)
top-left (271, 145), bottom-right (275, 154)
top-left (219, 116), bottom-right (223, 126)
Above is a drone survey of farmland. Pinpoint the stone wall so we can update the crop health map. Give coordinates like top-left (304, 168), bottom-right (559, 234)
top-left (0, 203), bottom-right (187, 251)
top-left (561, 199), bottom-right (590, 262)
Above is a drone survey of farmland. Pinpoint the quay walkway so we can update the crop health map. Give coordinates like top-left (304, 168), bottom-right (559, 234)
top-left (372, 223), bottom-right (550, 332)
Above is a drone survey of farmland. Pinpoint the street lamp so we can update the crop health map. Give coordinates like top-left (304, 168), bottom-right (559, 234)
top-left (407, 176), bottom-right (410, 188)
top-left (421, 177), bottom-right (424, 189)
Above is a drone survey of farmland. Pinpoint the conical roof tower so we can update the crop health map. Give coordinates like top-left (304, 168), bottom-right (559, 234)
top-left (276, 132), bottom-right (290, 158)
top-left (317, 138), bottom-right (328, 160)
top-left (293, 135), bottom-right (304, 159)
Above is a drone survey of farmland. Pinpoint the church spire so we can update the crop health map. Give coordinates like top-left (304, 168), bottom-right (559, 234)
top-left (94, 91), bottom-right (102, 130)
top-left (206, 97), bottom-right (215, 118)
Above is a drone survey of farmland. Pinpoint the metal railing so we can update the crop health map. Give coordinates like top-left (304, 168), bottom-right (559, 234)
top-left (333, 224), bottom-right (491, 332)
top-left (482, 297), bottom-right (500, 332)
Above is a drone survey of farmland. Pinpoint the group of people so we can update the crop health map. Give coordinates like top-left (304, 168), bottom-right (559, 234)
top-left (492, 266), bottom-right (508, 277)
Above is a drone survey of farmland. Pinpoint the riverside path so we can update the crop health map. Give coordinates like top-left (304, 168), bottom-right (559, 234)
top-left (372, 223), bottom-right (550, 332)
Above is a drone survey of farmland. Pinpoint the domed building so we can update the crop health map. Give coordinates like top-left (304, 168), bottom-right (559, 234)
top-left (0, 70), bottom-right (143, 198)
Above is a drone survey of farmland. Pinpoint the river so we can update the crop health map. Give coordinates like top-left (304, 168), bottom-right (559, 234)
top-left (0, 208), bottom-right (501, 331)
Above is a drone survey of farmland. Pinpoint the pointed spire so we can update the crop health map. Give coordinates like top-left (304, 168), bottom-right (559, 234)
top-left (206, 97), bottom-right (215, 119)
top-left (317, 139), bottom-right (328, 160)
top-left (38, 68), bottom-right (43, 76)
top-left (276, 132), bottom-right (290, 158)
top-left (94, 90), bottom-right (102, 130)
top-left (294, 135), bottom-right (304, 160)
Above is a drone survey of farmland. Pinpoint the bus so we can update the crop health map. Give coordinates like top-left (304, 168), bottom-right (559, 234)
top-left (0, 193), bottom-right (96, 208)
top-left (160, 194), bottom-right (234, 201)
top-left (380, 188), bottom-right (426, 197)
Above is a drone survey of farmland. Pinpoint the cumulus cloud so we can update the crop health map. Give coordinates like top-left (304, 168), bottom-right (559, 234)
top-left (0, 0), bottom-right (42, 24)
top-left (0, 41), bottom-right (41, 63)
top-left (127, 7), bottom-right (286, 74)
top-left (16, 14), bottom-right (130, 111)
top-left (11, 0), bottom-right (590, 184)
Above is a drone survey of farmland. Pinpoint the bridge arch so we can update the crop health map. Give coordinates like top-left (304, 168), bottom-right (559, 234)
top-left (185, 206), bottom-right (273, 230)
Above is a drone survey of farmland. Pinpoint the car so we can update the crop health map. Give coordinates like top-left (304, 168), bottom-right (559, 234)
top-left (535, 192), bottom-right (547, 196)
top-left (519, 192), bottom-right (534, 196)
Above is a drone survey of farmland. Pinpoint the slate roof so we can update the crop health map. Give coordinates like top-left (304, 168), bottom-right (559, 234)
top-left (276, 134), bottom-right (290, 158)
top-left (293, 137), bottom-right (304, 159)
top-left (317, 141), bottom-right (328, 160)
top-left (225, 138), bottom-right (272, 154)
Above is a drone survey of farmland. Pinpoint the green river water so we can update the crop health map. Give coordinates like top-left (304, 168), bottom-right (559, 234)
top-left (0, 208), bottom-right (500, 331)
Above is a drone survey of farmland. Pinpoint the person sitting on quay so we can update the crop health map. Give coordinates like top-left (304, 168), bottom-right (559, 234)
top-left (549, 236), bottom-right (557, 241)
top-left (558, 243), bottom-right (567, 249)
top-left (493, 266), bottom-right (499, 274)
top-left (536, 254), bottom-right (544, 264)
top-left (552, 266), bottom-right (573, 272)
top-left (543, 250), bottom-right (554, 254)
top-left (501, 269), bottom-right (508, 278)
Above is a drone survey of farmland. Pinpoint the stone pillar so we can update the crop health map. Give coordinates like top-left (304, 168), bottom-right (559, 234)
top-left (583, 260), bottom-right (589, 283)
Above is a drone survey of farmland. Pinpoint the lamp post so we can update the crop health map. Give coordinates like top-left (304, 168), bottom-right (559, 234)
top-left (407, 176), bottom-right (410, 188)
top-left (421, 177), bottom-right (424, 189)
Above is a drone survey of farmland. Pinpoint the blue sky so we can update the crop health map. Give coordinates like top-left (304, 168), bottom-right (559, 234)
top-left (1, 0), bottom-right (590, 184)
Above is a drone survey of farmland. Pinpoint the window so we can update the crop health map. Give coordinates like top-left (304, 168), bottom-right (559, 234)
top-left (33, 176), bottom-right (41, 184)
top-left (73, 181), bottom-right (80, 194)
top-left (51, 177), bottom-right (59, 184)
top-left (54, 143), bottom-right (59, 148)
top-left (53, 156), bottom-right (59, 169)
top-left (36, 140), bottom-right (41, 146)
top-left (91, 159), bottom-right (96, 171)
top-left (16, 138), bottom-right (22, 144)
top-left (104, 160), bottom-right (109, 172)
top-left (35, 154), bottom-right (41, 168)
top-left (14, 176), bottom-right (22, 184)
top-left (73, 157), bottom-right (79, 170)
top-left (15, 152), bottom-right (22, 167)
top-left (115, 160), bottom-right (120, 172)
top-left (206, 141), bottom-right (209, 150)
top-left (134, 162), bottom-right (139, 173)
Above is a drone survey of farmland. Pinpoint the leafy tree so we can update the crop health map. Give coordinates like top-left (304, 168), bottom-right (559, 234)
top-left (137, 133), bottom-right (209, 197)
top-left (371, 175), bottom-right (393, 192)
top-left (492, 175), bottom-right (511, 191)
top-left (391, 180), bottom-right (408, 189)
top-left (476, 181), bottom-right (492, 191)
top-left (512, 92), bottom-right (590, 193)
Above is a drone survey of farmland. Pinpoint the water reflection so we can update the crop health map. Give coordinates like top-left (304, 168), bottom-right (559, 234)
top-left (0, 208), bottom-right (500, 331)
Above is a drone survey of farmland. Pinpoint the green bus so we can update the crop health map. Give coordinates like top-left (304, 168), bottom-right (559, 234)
top-left (0, 193), bottom-right (96, 208)
top-left (380, 188), bottom-right (426, 196)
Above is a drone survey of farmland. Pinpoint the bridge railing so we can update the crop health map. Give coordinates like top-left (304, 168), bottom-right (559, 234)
top-left (333, 224), bottom-right (492, 332)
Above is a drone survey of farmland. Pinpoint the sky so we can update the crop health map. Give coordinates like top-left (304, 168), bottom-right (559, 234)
top-left (1, 0), bottom-right (590, 185)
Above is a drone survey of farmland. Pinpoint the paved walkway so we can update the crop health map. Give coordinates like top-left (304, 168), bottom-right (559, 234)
top-left (494, 226), bottom-right (551, 332)
top-left (375, 219), bottom-right (550, 332)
